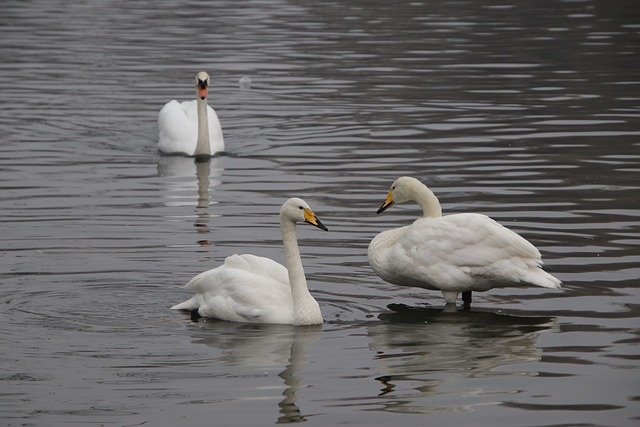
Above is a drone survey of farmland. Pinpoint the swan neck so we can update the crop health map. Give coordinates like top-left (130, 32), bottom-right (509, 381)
top-left (281, 219), bottom-right (307, 290)
top-left (195, 98), bottom-right (210, 156)
top-left (280, 218), bottom-right (312, 308)
top-left (415, 185), bottom-right (442, 218)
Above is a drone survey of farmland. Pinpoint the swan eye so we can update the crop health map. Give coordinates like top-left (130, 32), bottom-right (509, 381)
top-left (298, 206), bottom-right (304, 210)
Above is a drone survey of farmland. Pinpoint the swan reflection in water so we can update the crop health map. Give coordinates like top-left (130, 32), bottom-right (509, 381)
top-left (188, 321), bottom-right (321, 423)
top-left (368, 303), bottom-right (556, 414)
top-left (157, 156), bottom-right (224, 245)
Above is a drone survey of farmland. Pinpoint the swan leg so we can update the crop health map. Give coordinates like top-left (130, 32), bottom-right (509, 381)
top-left (190, 308), bottom-right (201, 322)
top-left (441, 291), bottom-right (459, 304)
top-left (462, 290), bottom-right (472, 311)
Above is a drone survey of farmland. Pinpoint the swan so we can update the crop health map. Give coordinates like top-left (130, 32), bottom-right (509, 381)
top-left (368, 176), bottom-right (561, 308)
top-left (171, 198), bottom-right (328, 325)
top-left (158, 71), bottom-right (224, 157)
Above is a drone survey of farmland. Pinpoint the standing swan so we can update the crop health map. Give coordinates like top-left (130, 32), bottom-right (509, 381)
top-left (171, 198), bottom-right (328, 325)
top-left (368, 177), bottom-right (561, 308)
top-left (158, 71), bottom-right (224, 157)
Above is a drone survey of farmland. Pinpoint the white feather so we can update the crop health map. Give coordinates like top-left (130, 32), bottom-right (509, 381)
top-left (171, 198), bottom-right (327, 325)
top-left (158, 100), bottom-right (223, 155)
top-left (157, 71), bottom-right (224, 156)
top-left (368, 177), bottom-right (561, 305)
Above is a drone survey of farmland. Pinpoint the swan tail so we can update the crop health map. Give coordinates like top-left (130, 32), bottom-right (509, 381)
top-left (524, 268), bottom-right (562, 289)
top-left (170, 295), bottom-right (201, 311)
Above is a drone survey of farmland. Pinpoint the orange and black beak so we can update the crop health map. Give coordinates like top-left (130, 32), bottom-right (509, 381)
top-left (197, 79), bottom-right (208, 100)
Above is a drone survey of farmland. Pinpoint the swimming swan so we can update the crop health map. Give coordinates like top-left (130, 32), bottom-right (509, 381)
top-left (368, 176), bottom-right (561, 307)
top-left (171, 198), bottom-right (328, 325)
top-left (158, 71), bottom-right (224, 157)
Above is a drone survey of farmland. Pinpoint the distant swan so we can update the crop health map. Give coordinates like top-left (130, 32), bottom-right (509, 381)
top-left (171, 198), bottom-right (328, 325)
top-left (368, 177), bottom-right (561, 307)
top-left (158, 71), bottom-right (224, 157)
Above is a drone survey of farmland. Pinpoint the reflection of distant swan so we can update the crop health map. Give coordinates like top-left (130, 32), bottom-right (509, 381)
top-left (157, 155), bottom-right (223, 179)
top-left (157, 157), bottom-right (223, 246)
top-left (369, 304), bottom-right (555, 413)
top-left (157, 156), bottom-right (223, 207)
top-left (172, 198), bottom-right (328, 325)
top-left (368, 177), bottom-right (561, 308)
top-left (158, 71), bottom-right (224, 157)
top-left (189, 322), bottom-right (321, 423)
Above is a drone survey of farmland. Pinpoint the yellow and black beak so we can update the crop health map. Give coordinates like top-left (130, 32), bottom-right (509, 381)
top-left (304, 208), bottom-right (328, 231)
top-left (376, 191), bottom-right (395, 214)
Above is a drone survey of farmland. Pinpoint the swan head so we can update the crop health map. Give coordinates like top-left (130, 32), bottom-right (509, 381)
top-left (282, 198), bottom-right (328, 231)
top-left (377, 176), bottom-right (427, 214)
top-left (195, 71), bottom-right (210, 100)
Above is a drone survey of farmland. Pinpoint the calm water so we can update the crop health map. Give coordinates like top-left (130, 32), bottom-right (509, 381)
top-left (1, 0), bottom-right (639, 426)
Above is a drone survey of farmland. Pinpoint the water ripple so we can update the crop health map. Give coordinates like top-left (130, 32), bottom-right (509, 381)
top-left (1, 0), bottom-right (639, 425)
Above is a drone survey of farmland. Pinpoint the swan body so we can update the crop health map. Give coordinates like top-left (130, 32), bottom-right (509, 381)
top-left (158, 71), bottom-right (224, 156)
top-left (368, 177), bottom-right (561, 306)
top-left (171, 198), bottom-right (328, 325)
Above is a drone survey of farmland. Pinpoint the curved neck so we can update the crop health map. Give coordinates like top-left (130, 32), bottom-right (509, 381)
top-left (280, 218), bottom-right (314, 318)
top-left (414, 184), bottom-right (442, 218)
top-left (281, 219), bottom-right (306, 293)
top-left (195, 98), bottom-right (210, 156)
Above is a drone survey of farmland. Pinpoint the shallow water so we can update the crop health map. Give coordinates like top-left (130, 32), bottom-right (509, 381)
top-left (1, 0), bottom-right (639, 426)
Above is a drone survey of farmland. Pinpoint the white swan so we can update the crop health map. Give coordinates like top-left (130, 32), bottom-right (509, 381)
top-left (171, 198), bottom-right (328, 325)
top-left (158, 71), bottom-right (224, 157)
top-left (368, 176), bottom-right (561, 307)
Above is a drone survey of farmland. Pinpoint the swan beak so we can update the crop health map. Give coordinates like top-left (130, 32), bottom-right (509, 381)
top-left (376, 191), bottom-right (395, 214)
top-left (197, 80), bottom-right (208, 100)
top-left (304, 208), bottom-right (328, 231)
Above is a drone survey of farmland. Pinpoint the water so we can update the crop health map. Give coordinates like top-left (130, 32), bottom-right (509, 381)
top-left (1, 0), bottom-right (639, 425)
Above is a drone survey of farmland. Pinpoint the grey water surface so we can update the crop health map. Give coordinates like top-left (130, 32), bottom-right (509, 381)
top-left (1, 0), bottom-right (639, 426)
